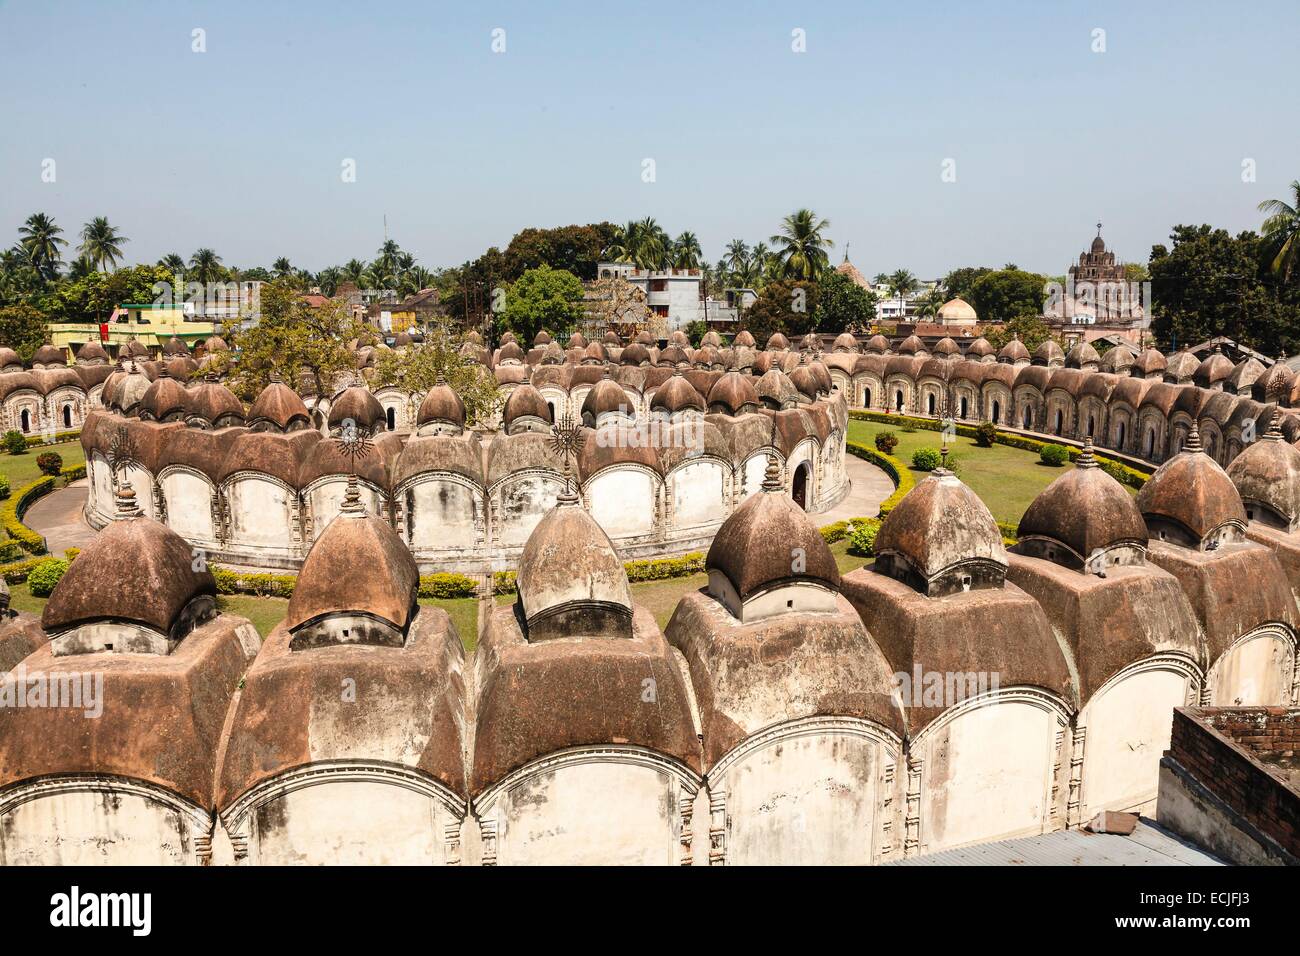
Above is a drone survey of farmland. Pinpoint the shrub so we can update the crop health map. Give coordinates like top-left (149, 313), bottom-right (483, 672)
top-left (911, 447), bottom-right (942, 471)
top-left (974, 421), bottom-right (997, 447)
top-left (874, 431), bottom-right (899, 454)
top-left (847, 519), bottom-right (880, 556)
top-left (27, 557), bottom-right (68, 597)
top-left (418, 573), bottom-right (478, 599)
top-left (3, 431), bottom-right (27, 455)
top-left (1040, 443), bottom-right (1069, 466)
top-left (36, 451), bottom-right (62, 476)
top-left (0, 475), bottom-right (8, 500)
top-left (0, 540), bottom-right (23, 563)
top-left (943, 452), bottom-right (962, 477)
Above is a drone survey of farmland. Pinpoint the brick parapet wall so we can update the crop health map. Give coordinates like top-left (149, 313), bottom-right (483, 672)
top-left (1167, 707), bottom-right (1299, 857)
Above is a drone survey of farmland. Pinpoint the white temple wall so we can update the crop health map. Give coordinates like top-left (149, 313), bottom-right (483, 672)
top-left (586, 467), bottom-right (657, 539)
top-left (1207, 626), bottom-right (1297, 706)
top-left (490, 473), bottom-right (563, 550)
top-left (225, 476), bottom-right (294, 550)
top-left (911, 690), bottom-right (1070, 856)
top-left (160, 469), bottom-right (218, 546)
top-left (1076, 657), bottom-right (1201, 821)
top-left (0, 782), bottom-right (210, 866)
top-left (405, 477), bottom-right (481, 553)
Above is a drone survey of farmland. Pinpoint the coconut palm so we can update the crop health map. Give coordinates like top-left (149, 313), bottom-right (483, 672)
top-left (271, 257), bottom-right (293, 278)
top-left (770, 208), bottom-right (834, 281)
top-left (603, 220), bottom-right (640, 263)
top-left (918, 285), bottom-right (947, 319)
top-left (1259, 180), bottom-right (1300, 284)
top-left (340, 259), bottom-right (368, 285)
top-left (724, 239), bottom-right (750, 277)
top-left (189, 248), bottom-right (223, 285)
top-left (78, 217), bottom-right (129, 271)
top-left (18, 212), bottom-right (67, 281)
top-left (889, 269), bottom-right (918, 318)
top-left (672, 231), bottom-right (702, 269)
top-left (158, 253), bottom-right (186, 277)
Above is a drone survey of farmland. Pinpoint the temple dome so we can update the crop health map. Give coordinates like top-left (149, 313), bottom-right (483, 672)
top-left (755, 368), bottom-right (799, 409)
top-left (832, 332), bottom-right (859, 353)
top-left (42, 487), bottom-right (216, 646)
top-left (532, 330), bottom-right (551, 347)
top-left (1065, 341), bottom-right (1101, 369)
top-left (32, 343), bottom-right (66, 366)
top-left (139, 368), bottom-right (188, 421)
top-left (247, 379), bottom-right (310, 432)
top-left (965, 337), bottom-right (994, 359)
top-left (285, 479), bottom-right (419, 647)
top-left (75, 340), bottom-right (109, 364)
top-left (937, 297), bottom-right (977, 323)
top-left (896, 335), bottom-right (925, 355)
top-left (620, 342), bottom-right (651, 366)
top-left (162, 336), bottom-right (190, 356)
top-left (497, 341), bottom-right (525, 364)
top-left (1032, 339), bottom-right (1064, 366)
top-left (1016, 439), bottom-right (1148, 571)
top-left (707, 371), bottom-right (760, 415)
top-left (1137, 424), bottom-right (1247, 549)
top-left (503, 383), bottom-right (552, 432)
top-left (998, 338), bottom-right (1030, 364)
top-left (733, 330), bottom-right (756, 348)
top-left (581, 376), bottom-right (634, 423)
top-left (187, 377), bottom-right (245, 428)
top-left (516, 495), bottom-right (633, 641)
top-left (0, 347), bottom-right (22, 370)
top-left (874, 468), bottom-right (1008, 596)
top-left (932, 337), bottom-right (960, 357)
top-left (328, 385), bottom-right (385, 434)
top-left (1193, 349), bottom-right (1234, 389)
top-left (705, 456), bottom-right (840, 621)
top-left (416, 378), bottom-right (466, 430)
top-left (1226, 414), bottom-right (1300, 532)
top-left (765, 332), bottom-right (791, 351)
top-left (650, 375), bottom-right (705, 415)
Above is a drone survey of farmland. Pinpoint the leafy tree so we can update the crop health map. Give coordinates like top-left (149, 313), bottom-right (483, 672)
top-left (0, 304), bottom-right (48, 358)
top-left (18, 213), bottom-right (67, 282)
top-left (982, 314), bottom-right (1057, 353)
top-left (817, 269), bottom-right (878, 332)
top-left (78, 217), bottom-right (128, 271)
top-left (1258, 180), bottom-right (1300, 284)
top-left (741, 279), bottom-right (819, 342)
top-left (501, 265), bottom-right (585, 345)
top-left (770, 209), bottom-right (833, 280)
top-left (968, 267), bottom-right (1049, 324)
top-left (1149, 224), bottom-right (1296, 352)
top-left (941, 266), bottom-right (991, 302)
top-left (220, 280), bottom-right (367, 404)
top-left (502, 223), bottom-right (617, 281)
top-left (371, 321), bottom-right (501, 425)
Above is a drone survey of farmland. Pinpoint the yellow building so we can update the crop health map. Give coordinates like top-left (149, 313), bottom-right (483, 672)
top-left (49, 304), bottom-right (219, 360)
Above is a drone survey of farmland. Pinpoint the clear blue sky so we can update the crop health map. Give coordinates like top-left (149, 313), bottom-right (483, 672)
top-left (1, 0), bottom-right (1296, 278)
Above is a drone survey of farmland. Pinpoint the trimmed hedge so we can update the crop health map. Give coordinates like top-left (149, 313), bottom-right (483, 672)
top-left (208, 565), bottom-right (482, 600)
top-left (23, 430), bottom-right (80, 448)
top-left (60, 463), bottom-right (86, 482)
top-left (846, 441), bottom-right (915, 516)
top-left (0, 556), bottom-right (47, 584)
top-left (0, 540), bottom-right (23, 563)
top-left (1, 476), bottom-right (54, 555)
top-left (0, 475), bottom-right (8, 500)
top-left (418, 573), bottom-right (478, 599)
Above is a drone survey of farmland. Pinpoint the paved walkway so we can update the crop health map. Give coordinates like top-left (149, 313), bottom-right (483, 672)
top-left (24, 479), bottom-right (96, 555)
top-left (817, 454), bottom-right (895, 525)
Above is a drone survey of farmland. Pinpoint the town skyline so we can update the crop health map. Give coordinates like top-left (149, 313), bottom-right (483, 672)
top-left (2, 0), bottom-right (1297, 276)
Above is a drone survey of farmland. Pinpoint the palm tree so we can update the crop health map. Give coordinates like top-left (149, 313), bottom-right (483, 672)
top-left (918, 285), bottom-right (947, 319)
top-left (888, 269), bottom-right (918, 319)
top-left (340, 259), bottom-right (368, 285)
top-left (189, 248), bottom-right (223, 285)
top-left (634, 217), bottom-right (670, 269)
top-left (1259, 180), bottom-right (1300, 283)
top-left (770, 208), bottom-right (834, 280)
top-left (724, 239), bottom-right (750, 277)
top-left (158, 253), bottom-right (186, 277)
top-left (673, 231), bottom-right (702, 269)
top-left (272, 257), bottom-right (293, 278)
top-left (78, 217), bottom-right (128, 271)
top-left (603, 221), bottom-right (640, 263)
top-left (18, 213), bottom-right (67, 281)
top-left (375, 240), bottom-right (401, 278)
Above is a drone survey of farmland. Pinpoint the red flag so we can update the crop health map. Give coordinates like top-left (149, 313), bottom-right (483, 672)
top-left (99, 323), bottom-right (109, 342)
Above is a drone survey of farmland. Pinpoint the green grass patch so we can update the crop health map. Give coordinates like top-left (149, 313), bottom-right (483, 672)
top-left (847, 418), bottom-right (1120, 526)
top-left (0, 439), bottom-right (85, 489)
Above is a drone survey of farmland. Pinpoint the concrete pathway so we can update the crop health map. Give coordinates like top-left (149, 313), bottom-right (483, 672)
top-left (816, 455), bottom-right (895, 525)
top-left (23, 479), bottom-right (96, 556)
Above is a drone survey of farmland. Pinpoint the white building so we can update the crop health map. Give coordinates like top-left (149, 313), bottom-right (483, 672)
top-left (597, 262), bottom-right (703, 331)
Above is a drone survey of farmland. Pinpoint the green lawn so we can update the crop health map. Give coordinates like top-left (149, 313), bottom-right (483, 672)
top-left (846, 419), bottom-right (1093, 526)
top-left (7, 584), bottom-right (482, 653)
top-left (0, 439), bottom-right (86, 489)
